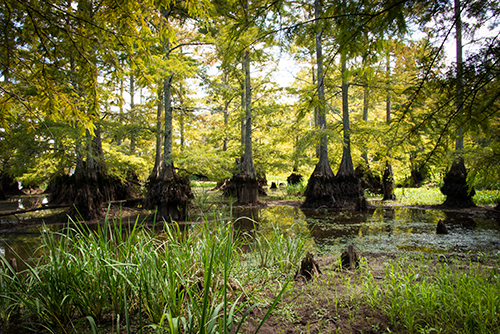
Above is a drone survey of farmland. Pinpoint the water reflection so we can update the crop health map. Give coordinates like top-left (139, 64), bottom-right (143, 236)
top-left (234, 206), bottom-right (500, 254)
top-left (0, 195), bottom-right (63, 223)
top-left (1, 206), bottom-right (500, 267)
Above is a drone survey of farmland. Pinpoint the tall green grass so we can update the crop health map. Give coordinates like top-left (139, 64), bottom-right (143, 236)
top-left (0, 210), bottom-right (296, 333)
top-left (362, 256), bottom-right (500, 333)
top-left (394, 187), bottom-right (500, 206)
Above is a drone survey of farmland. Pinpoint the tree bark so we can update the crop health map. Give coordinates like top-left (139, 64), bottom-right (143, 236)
top-left (302, 0), bottom-right (336, 209)
top-left (129, 73), bottom-right (136, 154)
top-left (144, 15), bottom-right (193, 221)
top-left (337, 52), bottom-right (354, 179)
top-left (383, 49), bottom-right (396, 201)
top-left (441, 0), bottom-right (474, 207)
top-left (150, 86), bottom-right (163, 180)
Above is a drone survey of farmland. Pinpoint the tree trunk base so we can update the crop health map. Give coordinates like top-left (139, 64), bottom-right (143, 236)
top-left (144, 171), bottom-right (193, 222)
top-left (287, 172), bottom-right (303, 185)
top-left (49, 173), bottom-right (139, 221)
top-left (69, 180), bottom-right (104, 220)
top-left (230, 173), bottom-right (259, 205)
top-left (257, 172), bottom-right (268, 197)
top-left (440, 158), bottom-right (475, 208)
top-left (354, 165), bottom-right (381, 194)
top-left (301, 170), bottom-right (337, 209)
top-left (382, 162), bottom-right (396, 201)
top-left (336, 174), bottom-right (365, 210)
top-left (220, 173), bottom-right (265, 203)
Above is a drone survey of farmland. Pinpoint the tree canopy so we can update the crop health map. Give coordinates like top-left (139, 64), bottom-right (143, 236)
top-left (1, 0), bottom-right (500, 203)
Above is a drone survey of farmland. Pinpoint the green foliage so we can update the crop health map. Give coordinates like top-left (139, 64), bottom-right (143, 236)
top-left (0, 210), bottom-right (293, 332)
top-left (394, 187), bottom-right (446, 206)
top-left (363, 256), bottom-right (500, 333)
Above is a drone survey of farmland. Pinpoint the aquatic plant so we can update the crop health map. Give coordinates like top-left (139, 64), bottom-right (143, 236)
top-left (0, 210), bottom-right (293, 333)
top-left (362, 255), bottom-right (500, 333)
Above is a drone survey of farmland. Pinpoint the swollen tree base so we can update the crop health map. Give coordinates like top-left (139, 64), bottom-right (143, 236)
top-left (287, 172), bottom-right (303, 185)
top-left (336, 174), bottom-right (367, 211)
top-left (440, 158), bottom-right (475, 208)
top-left (382, 162), bottom-right (396, 201)
top-left (225, 172), bottom-right (259, 205)
top-left (301, 165), bottom-right (337, 209)
top-left (49, 173), bottom-right (138, 221)
top-left (144, 170), bottom-right (193, 222)
top-left (354, 165), bottom-right (381, 194)
top-left (220, 172), bottom-right (266, 202)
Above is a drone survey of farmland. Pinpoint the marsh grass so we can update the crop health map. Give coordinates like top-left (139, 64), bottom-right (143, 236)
top-left (393, 187), bottom-right (500, 206)
top-left (0, 210), bottom-right (296, 333)
top-left (362, 255), bottom-right (500, 334)
top-left (285, 182), bottom-right (306, 196)
top-left (395, 187), bottom-right (446, 205)
top-left (246, 222), bottom-right (309, 275)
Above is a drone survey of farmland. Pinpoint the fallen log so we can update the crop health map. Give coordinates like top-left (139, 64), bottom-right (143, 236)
top-left (0, 204), bottom-right (70, 217)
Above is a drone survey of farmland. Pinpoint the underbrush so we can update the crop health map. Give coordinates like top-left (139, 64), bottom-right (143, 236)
top-left (0, 212), bottom-right (303, 333)
top-left (256, 253), bottom-right (500, 334)
top-left (394, 187), bottom-right (500, 206)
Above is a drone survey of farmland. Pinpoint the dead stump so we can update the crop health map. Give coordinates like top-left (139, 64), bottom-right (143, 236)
top-left (340, 244), bottom-right (359, 270)
top-left (295, 252), bottom-right (321, 281)
top-left (287, 172), bottom-right (303, 185)
top-left (440, 158), bottom-right (475, 208)
top-left (436, 219), bottom-right (449, 234)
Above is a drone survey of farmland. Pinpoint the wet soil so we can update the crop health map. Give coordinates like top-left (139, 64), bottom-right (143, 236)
top-left (242, 251), bottom-right (499, 334)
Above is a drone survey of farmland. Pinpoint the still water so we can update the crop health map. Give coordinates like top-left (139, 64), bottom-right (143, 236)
top-left (1, 201), bottom-right (500, 263)
top-left (232, 205), bottom-right (500, 254)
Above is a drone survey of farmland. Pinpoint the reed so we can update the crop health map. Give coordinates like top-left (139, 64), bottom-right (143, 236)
top-left (0, 209), bottom-right (294, 333)
top-left (363, 255), bottom-right (500, 334)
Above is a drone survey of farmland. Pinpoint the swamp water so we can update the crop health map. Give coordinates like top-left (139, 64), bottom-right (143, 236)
top-left (1, 201), bottom-right (500, 264)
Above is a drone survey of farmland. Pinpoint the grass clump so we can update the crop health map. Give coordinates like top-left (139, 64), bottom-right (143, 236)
top-left (395, 187), bottom-right (446, 205)
top-left (473, 189), bottom-right (500, 205)
top-left (363, 255), bottom-right (500, 334)
top-left (0, 210), bottom-right (299, 333)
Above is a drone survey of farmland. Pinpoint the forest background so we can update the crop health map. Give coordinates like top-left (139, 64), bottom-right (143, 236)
top-left (1, 0), bottom-right (500, 219)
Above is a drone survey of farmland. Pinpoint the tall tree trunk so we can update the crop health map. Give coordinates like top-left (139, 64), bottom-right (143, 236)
top-left (383, 49), bottom-right (396, 200)
top-left (302, 0), bottom-right (336, 209)
top-left (334, 52), bottom-right (365, 210)
top-left (441, 0), bottom-right (475, 207)
top-left (179, 82), bottom-right (185, 152)
top-left (161, 74), bottom-right (174, 179)
top-left (129, 73), bottom-right (136, 154)
top-left (150, 86), bottom-right (163, 180)
top-left (227, 0), bottom-right (259, 205)
top-left (361, 72), bottom-right (369, 164)
top-left (240, 66), bottom-right (246, 162)
top-left (337, 52), bottom-right (354, 178)
top-left (223, 99), bottom-right (229, 151)
top-left (312, 58), bottom-right (320, 159)
top-left (144, 17), bottom-right (193, 221)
